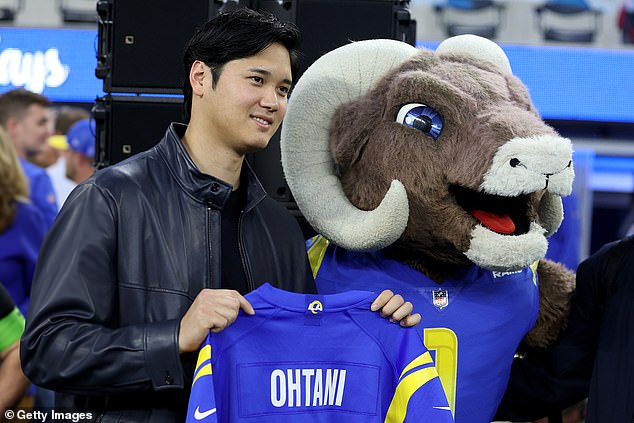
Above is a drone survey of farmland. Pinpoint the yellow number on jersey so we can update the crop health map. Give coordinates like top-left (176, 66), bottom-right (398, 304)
top-left (424, 327), bottom-right (458, 415)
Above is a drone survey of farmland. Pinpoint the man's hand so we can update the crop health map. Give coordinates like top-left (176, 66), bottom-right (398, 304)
top-left (371, 290), bottom-right (421, 327)
top-left (179, 289), bottom-right (254, 353)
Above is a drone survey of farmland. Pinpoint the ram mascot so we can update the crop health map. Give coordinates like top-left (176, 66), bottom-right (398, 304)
top-left (280, 35), bottom-right (576, 422)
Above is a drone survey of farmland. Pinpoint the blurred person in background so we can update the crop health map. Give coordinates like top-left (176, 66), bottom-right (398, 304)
top-left (618, 0), bottom-right (634, 43)
top-left (0, 283), bottom-right (30, 415)
top-left (64, 118), bottom-right (96, 184)
top-left (24, 107), bottom-right (90, 412)
top-left (0, 88), bottom-right (57, 228)
top-left (0, 126), bottom-right (47, 316)
top-left (0, 124), bottom-right (49, 412)
top-left (32, 106), bottom-right (90, 208)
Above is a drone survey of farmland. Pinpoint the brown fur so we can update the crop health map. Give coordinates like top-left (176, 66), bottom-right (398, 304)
top-left (523, 259), bottom-right (576, 349)
top-left (329, 49), bottom-right (573, 348)
top-left (330, 51), bottom-right (556, 274)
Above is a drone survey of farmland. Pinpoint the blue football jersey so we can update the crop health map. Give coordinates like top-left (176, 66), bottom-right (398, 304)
top-left (186, 283), bottom-right (453, 423)
top-left (307, 236), bottom-right (540, 423)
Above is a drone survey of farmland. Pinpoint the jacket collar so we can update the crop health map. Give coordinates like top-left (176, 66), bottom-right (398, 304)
top-left (157, 123), bottom-right (267, 210)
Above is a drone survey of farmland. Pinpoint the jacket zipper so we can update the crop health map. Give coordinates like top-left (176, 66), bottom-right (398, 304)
top-left (237, 210), bottom-right (254, 292)
top-left (206, 202), bottom-right (214, 289)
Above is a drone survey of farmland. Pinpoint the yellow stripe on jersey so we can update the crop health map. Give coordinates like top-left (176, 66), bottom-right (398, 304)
top-left (193, 364), bottom-right (212, 385)
top-left (307, 235), bottom-right (330, 279)
top-left (195, 344), bottom-right (211, 371)
top-left (193, 344), bottom-right (212, 385)
top-left (530, 261), bottom-right (539, 286)
top-left (399, 351), bottom-right (433, 379)
top-left (384, 366), bottom-right (440, 423)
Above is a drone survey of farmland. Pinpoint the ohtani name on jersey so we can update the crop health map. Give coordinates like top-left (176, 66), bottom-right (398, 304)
top-left (270, 368), bottom-right (347, 408)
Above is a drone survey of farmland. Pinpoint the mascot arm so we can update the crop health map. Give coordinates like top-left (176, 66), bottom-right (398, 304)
top-left (524, 259), bottom-right (575, 349)
top-left (496, 258), bottom-right (598, 420)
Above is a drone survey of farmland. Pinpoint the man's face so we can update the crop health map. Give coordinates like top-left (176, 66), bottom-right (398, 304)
top-left (198, 43), bottom-right (292, 154)
top-left (30, 143), bottom-right (61, 168)
top-left (12, 104), bottom-right (52, 159)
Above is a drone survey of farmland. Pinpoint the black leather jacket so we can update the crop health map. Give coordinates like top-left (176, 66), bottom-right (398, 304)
top-left (21, 123), bottom-right (315, 422)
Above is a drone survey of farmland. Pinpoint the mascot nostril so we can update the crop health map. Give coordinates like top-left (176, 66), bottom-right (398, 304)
top-left (281, 35), bottom-right (576, 422)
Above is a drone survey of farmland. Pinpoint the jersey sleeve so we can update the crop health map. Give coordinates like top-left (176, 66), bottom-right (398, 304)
top-left (351, 309), bottom-right (454, 423)
top-left (385, 349), bottom-right (454, 423)
top-left (186, 333), bottom-right (218, 423)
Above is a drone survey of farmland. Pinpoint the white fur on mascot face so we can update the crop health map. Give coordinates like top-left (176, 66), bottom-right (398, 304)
top-left (281, 36), bottom-right (573, 272)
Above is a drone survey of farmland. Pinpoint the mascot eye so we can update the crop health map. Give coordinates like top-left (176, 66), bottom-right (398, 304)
top-left (395, 103), bottom-right (443, 140)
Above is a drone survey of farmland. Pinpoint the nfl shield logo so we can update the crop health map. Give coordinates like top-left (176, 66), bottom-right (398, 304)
top-left (432, 289), bottom-right (449, 310)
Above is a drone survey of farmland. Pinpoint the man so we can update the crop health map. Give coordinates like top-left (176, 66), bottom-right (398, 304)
top-left (0, 88), bottom-right (57, 228)
top-left (21, 9), bottom-right (418, 421)
top-left (497, 235), bottom-right (634, 422)
top-left (0, 284), bottom-right (30, 415)
top-left (64, 118), bottom-right (96, 184)
top-left (34, 106), bottom-right (91, 208)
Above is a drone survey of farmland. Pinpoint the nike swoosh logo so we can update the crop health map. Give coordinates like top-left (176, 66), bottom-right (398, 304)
top-left (194, 406), bottom-right (217, 420)
top-left (433, 406), bottom-right (453, 411)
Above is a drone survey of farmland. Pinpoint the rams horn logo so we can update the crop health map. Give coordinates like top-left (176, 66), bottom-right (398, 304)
top-left (307, 300), bottom-right (323, 315)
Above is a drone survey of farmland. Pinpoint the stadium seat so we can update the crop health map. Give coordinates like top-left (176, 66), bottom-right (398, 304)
top-left (535, 0), bottom-right (602, 43)
top-left (0, 0), bottom-right (24, 22)
top-left (434, 0), bottom-right (504, 39)
top-left (58, 0), bottom-right (97, 24)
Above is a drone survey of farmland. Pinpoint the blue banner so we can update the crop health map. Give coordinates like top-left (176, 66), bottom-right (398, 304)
top-left (0, 27), bottom-right (104, 103)
top-left (0, 27), bottom-right (631, 124)
top-left (419, 40), bottom-right (634, 123)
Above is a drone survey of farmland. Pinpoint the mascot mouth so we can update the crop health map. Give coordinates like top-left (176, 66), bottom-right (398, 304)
top-left (451, 185), bottom-right (531, 236)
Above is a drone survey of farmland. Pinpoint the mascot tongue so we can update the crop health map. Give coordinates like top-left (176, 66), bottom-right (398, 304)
top-left (471, 210), bottom-right (515, 235)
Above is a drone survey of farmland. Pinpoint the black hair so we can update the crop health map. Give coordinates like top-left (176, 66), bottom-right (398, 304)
top-left (182, 8), bottom-right (301, 122)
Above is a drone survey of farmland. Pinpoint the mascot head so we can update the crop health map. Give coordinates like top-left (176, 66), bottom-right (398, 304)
top-left (281, 35), bottom-right (574, 280)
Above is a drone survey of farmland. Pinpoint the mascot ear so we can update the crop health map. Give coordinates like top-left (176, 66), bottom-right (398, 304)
top-left (281, 39), bottom-right (417, 251)
top-left (538, 192), bottom-right (564, 237)
top-left (436, 34), bottom-right (512, 73)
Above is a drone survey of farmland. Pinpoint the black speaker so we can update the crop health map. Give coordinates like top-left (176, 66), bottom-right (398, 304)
top-left (97, 0), bottom-right (414, 92)
top-left (294, 0), bottom-right (416, 75)
top-left (96, 0), bottom-right (214, 93)
top-left (93, 95), bottom-right (184, 168)
top-left (211, 0), bottom-right (415, 77)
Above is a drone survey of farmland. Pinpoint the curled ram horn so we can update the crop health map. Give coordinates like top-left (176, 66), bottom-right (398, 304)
top-left (280, 39), bottom-right (418, 251)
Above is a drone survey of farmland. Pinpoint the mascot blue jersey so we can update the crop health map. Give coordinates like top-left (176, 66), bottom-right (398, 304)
top-left (186, 283), bottom-right (453, 423)
top-left (307, 236), bottom-right (540, 423)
